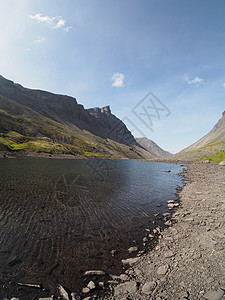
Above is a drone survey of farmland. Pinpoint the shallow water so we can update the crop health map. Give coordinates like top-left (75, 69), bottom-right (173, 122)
top-left (0, 157), bottom-right (185, 298)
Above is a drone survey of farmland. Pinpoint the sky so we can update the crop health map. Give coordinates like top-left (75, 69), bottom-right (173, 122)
top-left (0, 0), bottom-right (225, 153)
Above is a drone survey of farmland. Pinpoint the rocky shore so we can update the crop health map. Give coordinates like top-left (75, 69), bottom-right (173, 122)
top-left (102, 162), bottom-right (225, 300)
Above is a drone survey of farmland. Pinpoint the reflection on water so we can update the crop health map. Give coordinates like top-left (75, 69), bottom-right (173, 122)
top-left (0, 157), bottom-right (184, 298)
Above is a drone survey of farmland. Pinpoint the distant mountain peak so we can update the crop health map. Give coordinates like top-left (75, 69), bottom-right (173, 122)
top-left (101, 105), bottom-right (111, 114)
top-left (135, 137), bottom-right (172, 157)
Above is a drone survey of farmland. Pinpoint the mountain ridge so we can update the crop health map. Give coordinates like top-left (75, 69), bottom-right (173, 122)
top-left (0, 75), bottom-right (154, 159)
top-left (169, 111), bottom-right (225, 162)
top-left (135, 137), bottom-right (172, 157)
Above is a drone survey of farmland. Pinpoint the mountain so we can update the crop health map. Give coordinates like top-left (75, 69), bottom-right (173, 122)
top-left (135, 137), bottom-right (172, 157)
top-left (170, 111), bottom-right (225, 162)
top-left (0, 75), bottom-right (154, 159)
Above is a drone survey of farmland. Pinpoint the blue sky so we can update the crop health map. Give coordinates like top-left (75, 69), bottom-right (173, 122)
top-left (0, 0), bottom-right (225, 153)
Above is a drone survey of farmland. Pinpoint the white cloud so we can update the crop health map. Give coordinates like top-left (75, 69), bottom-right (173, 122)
top-left (34, 36), bottom-right (46, 44)
top-left (29, 13), bottom-right (71, 32)
top-left (26, 48), bottom-right (31, 52)
top-left (112, 73), bottom-right (125, 87)
top-left (52, 18), bottom-right (65, 29)
top-left (63, 26), bottom-right (72, 32)
top-left (223, 83), bottom-right (225, 88)
top-left (184, 74), bottom-right (204, 86)
top-left (29, 13), bottom-right (55, 25)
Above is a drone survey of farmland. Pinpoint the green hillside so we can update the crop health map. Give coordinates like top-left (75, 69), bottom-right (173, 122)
top-left (0, 96), bottom-right (153, 159)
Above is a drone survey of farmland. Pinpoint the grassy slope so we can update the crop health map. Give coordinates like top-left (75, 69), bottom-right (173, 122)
top-left (169, 139), bottom-right (225, 162)
top-left (0, 96), bottom-right (153, 159)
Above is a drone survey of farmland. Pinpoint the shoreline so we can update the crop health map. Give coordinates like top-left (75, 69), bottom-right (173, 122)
top-left (0, 149), bottom-right (192, 164)
top-left (102, 162), bottom-right (225, 300)
top-left (1, 156), bottom-right (224, 299)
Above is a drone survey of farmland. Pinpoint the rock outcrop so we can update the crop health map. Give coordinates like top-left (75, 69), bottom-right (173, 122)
top-left (0, 75), bottom-right (136, 146)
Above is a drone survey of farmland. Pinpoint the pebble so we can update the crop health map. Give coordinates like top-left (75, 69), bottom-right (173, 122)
top-left (203, 289), bottom-right (224, 300)
top-left (58, 284), bottom-right (69, 300)
top-left (163, 213), bottom-right (171, 217)
top-left (82, 287), bottom-right (90, 294)
top-left (157, 265), bottom-right (169, 276)
top-left (87, 281), bottom-right (96, 290)
top-left (120, 274), bottom-right (129, 281)
top-left (128, 246), bottom-right (138, 253)
top-left (122, 257), bottom-right (140, 266)
top-left (114, 281), bottom-right (137, 296)
top-left (84, 270), bottom-right (106, 276)
top-left (141, 281), bottom-right (156, 294)
top-left (164, 220), bottom-right (172, 226)
top-left (167, 200), bottom-right (175, 203)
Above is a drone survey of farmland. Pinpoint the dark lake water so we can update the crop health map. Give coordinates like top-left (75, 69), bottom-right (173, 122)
top-left (0, 157), bottom-right (185, 298)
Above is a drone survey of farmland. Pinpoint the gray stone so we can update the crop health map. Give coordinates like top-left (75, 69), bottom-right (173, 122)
top-left (167, 200), bottom-right (175, 203)
top-left (122, 257), bottom-right (140, 266)
top-left (114, 281), bottom-right (137, 296)
top-left (10, 298), bottom-right (20, 300)
top-left (58, 285), bottom-right (69, 300)
top-left (157, 265), bottom-right (169, 276)
top-left (84, 270), bottom-right (105, 276)
top-left (87, 281), bottom-right (95, 290)
top-left (119, 274), bottom-right (129, 281)
top-left (203, 289), bottom-right (224, 300)
top-left (219, 160), bottom-right (225, 166)
top-left (163, 212), bottom-right (171, 217)
top-left (82, 287), bottom-right (90, 294)
top-left (142, 281), bottom-right (156, 294)
top-left (164, 220), bottom-right (172, 226)
top-left (128, 246), bottom-right (138, 253)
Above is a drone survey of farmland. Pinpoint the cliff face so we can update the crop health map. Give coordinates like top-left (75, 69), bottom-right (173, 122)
top-left (0, 75), bottom-right (136, 146)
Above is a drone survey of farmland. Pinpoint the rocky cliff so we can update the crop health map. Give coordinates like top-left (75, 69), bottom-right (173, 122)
top-left (0, 75), bottom-right (137, 146)
top-left (0, 75), bottom-right (153, 159)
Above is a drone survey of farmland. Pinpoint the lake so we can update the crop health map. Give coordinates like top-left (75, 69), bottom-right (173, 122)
top-left (0, 157), bottom-right (185, 298)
